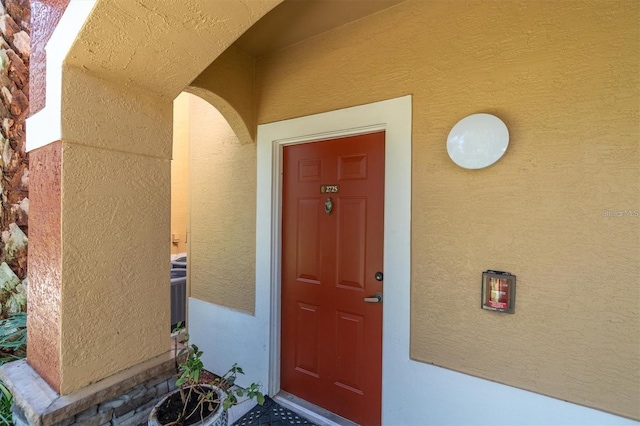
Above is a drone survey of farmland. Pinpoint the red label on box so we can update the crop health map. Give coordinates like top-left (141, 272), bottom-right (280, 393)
top-left (487, 300), bottom-right (507, 309)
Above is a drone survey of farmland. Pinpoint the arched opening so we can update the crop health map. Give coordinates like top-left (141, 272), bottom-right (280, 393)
top-left (170, 91), bottom-right (258, 325)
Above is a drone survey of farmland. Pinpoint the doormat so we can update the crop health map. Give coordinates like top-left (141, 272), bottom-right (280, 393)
top-left (232, 396), bottom-right (317, 426)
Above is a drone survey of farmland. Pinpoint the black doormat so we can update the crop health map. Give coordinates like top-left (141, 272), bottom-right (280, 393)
top-left (232, 396), bottom-right (318, 426)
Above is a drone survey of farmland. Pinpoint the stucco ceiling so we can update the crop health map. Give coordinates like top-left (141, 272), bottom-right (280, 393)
top-left (233, 0), bottom-right (406, 57)
top-left (67, 0), bottom-right (283, 98)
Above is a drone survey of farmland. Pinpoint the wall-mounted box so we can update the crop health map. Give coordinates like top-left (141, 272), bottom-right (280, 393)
top-left (482, 270), bottom-right (516, 314)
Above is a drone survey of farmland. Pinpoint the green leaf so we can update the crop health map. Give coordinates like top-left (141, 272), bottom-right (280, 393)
top-left (172, 321), bottom-right (184, 333)
top-left (0, 380), bottom-right (12, 426)
top-left (223, 399), bottom-right (232, 411)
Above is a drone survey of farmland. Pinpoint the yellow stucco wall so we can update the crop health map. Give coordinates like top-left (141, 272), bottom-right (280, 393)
top-left (60, 141), bottom-right (171, 392)
top-left (58, 67), bottom-right (171, 393)
top-left (188, 94), bottom-right (257, 314)
top-left (248, 0), bottom-right (638, 419)
top-left (171, 93), bottom-right (190, 255)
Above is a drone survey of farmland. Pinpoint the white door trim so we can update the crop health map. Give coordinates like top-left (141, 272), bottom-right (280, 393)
top-left (255, 96), bottom-right (412, 416)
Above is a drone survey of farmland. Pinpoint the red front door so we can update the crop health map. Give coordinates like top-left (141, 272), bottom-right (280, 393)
top-left (281, 132), bottom-right (384, 425)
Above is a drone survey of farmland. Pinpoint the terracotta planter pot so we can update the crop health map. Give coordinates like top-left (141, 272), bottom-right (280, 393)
top-left (148, 385), bottom-right (228, 426)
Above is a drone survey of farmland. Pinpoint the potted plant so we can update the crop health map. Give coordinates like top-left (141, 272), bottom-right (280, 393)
top-left (149, 332), bottom-right (264, 426)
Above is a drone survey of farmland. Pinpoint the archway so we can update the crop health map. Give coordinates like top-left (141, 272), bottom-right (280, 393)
top-left (27, 0), bottom-right (282, 397)
top-left (171, 90), bottom-right (258, 316)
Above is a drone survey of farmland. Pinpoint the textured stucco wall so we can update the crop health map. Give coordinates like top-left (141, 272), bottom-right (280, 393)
top-left (58, 67), bottom-right (171, 393)
top-left (249, 0), bottom-right (639, 419)
top-left (62, 66), bottom-right (172, 159)
top-left (60, 141), bottom-right (170, 393)
top-left (28, 142), bottom-right (62, 391)
top-left (37, 0), bottom-right (282, 396)
top-left (171, 93), bottom-right (189, 255)
top-left (65, 0), bottom-right (282, 98)
top-left (188, 94), bottom-right (256, 314)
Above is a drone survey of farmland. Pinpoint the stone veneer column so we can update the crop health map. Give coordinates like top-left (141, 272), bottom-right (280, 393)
top-left (0, 0), bottom-right (30, 321)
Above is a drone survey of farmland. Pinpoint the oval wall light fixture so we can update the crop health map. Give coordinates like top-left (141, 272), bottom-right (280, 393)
top-left (446, 113), bottom-right (509, 169)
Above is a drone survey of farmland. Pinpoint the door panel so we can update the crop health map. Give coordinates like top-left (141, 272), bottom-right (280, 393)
top-left (337, 197), bottom-right (367, 290)
top-left (298, 159), bottom-right (322, 181)
top-left (335, 310), bottom-right (365, 393)
top-left (281, 132), bottom-right (384, 425)
top-left (338, 154), bottom-right (368, 180)
top-left (296, 199), bottom-right (321, 283)
top-left (295, 302), bottom-right (320, 377)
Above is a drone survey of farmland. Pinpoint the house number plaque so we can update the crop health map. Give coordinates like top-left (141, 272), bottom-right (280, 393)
top-left (320, 184), bottom-right (339, 194)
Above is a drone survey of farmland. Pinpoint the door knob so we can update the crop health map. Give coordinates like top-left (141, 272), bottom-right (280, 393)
top-left (364, 292), bottom-right (383, 303)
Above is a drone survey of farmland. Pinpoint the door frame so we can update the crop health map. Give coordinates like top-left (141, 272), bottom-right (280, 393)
top-left (256, 96), bottom-right (412, 415)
